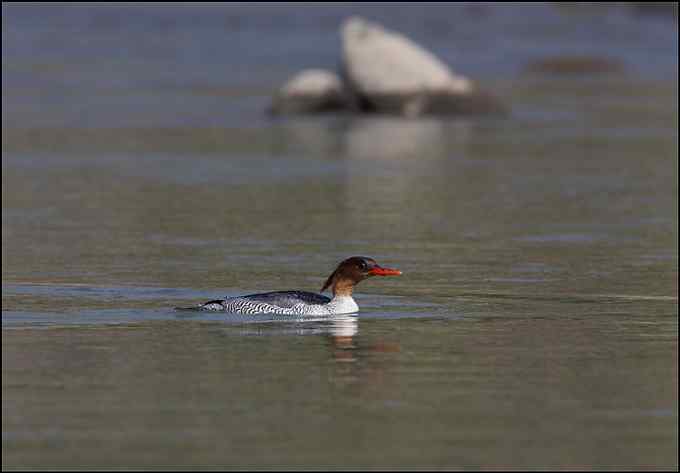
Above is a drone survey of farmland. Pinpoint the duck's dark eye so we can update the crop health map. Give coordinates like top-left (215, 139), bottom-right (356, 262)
top-left (358, 260), bottom-right (368, 271)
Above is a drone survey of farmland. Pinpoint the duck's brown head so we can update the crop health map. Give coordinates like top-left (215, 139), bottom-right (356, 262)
top-left (321, 256), bottom-right (401, 296)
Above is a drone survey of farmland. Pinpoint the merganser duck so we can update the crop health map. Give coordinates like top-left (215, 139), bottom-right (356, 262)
top-left (180, 256), bottom-right (401, 315)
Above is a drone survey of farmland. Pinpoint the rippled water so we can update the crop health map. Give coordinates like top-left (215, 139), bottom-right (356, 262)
top-left (2, 4), bottom-right (678, 469)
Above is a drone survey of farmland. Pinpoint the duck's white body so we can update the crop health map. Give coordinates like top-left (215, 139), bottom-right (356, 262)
top-left (197, 291), bottom-right (359, 316)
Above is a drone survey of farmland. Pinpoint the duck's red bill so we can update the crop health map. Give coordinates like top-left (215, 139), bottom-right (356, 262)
top-left (369, 267), bottom-right (402, 276)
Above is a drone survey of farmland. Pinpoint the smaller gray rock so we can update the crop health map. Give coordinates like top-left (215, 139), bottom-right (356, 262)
top-left (271, 69), bottom-right (347, 115)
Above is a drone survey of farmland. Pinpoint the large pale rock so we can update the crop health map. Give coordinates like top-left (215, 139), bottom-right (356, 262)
top-left (341, 17), bottom-right (505, 116)
top-left (271, 69), bottom-right (347, 115)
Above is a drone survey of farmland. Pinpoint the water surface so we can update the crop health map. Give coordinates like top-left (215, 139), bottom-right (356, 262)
top-left (2, 4), bottom-right (678, 469)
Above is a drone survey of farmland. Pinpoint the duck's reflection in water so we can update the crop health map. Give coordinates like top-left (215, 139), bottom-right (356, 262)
top-left (208, 313), bottom-right (402, 394)
top-left (223, 313), bottom-right (399, 360)
top-left (326, 314), bottom-right (358, 358)
top-left (320, 315), bottom-right (401, 396)
top-left (325, 315), bottom-right (400, 365)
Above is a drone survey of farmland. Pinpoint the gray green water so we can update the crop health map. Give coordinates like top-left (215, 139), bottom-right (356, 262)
top-left (2, 4), bottom-right (678, 469)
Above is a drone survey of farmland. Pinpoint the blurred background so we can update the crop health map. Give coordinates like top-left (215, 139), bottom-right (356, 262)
top-left (2, 3), bottom-right (678, 470)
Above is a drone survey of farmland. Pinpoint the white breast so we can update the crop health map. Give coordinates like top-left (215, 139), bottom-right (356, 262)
top-left (324, 295), bottom-right (359, 315)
